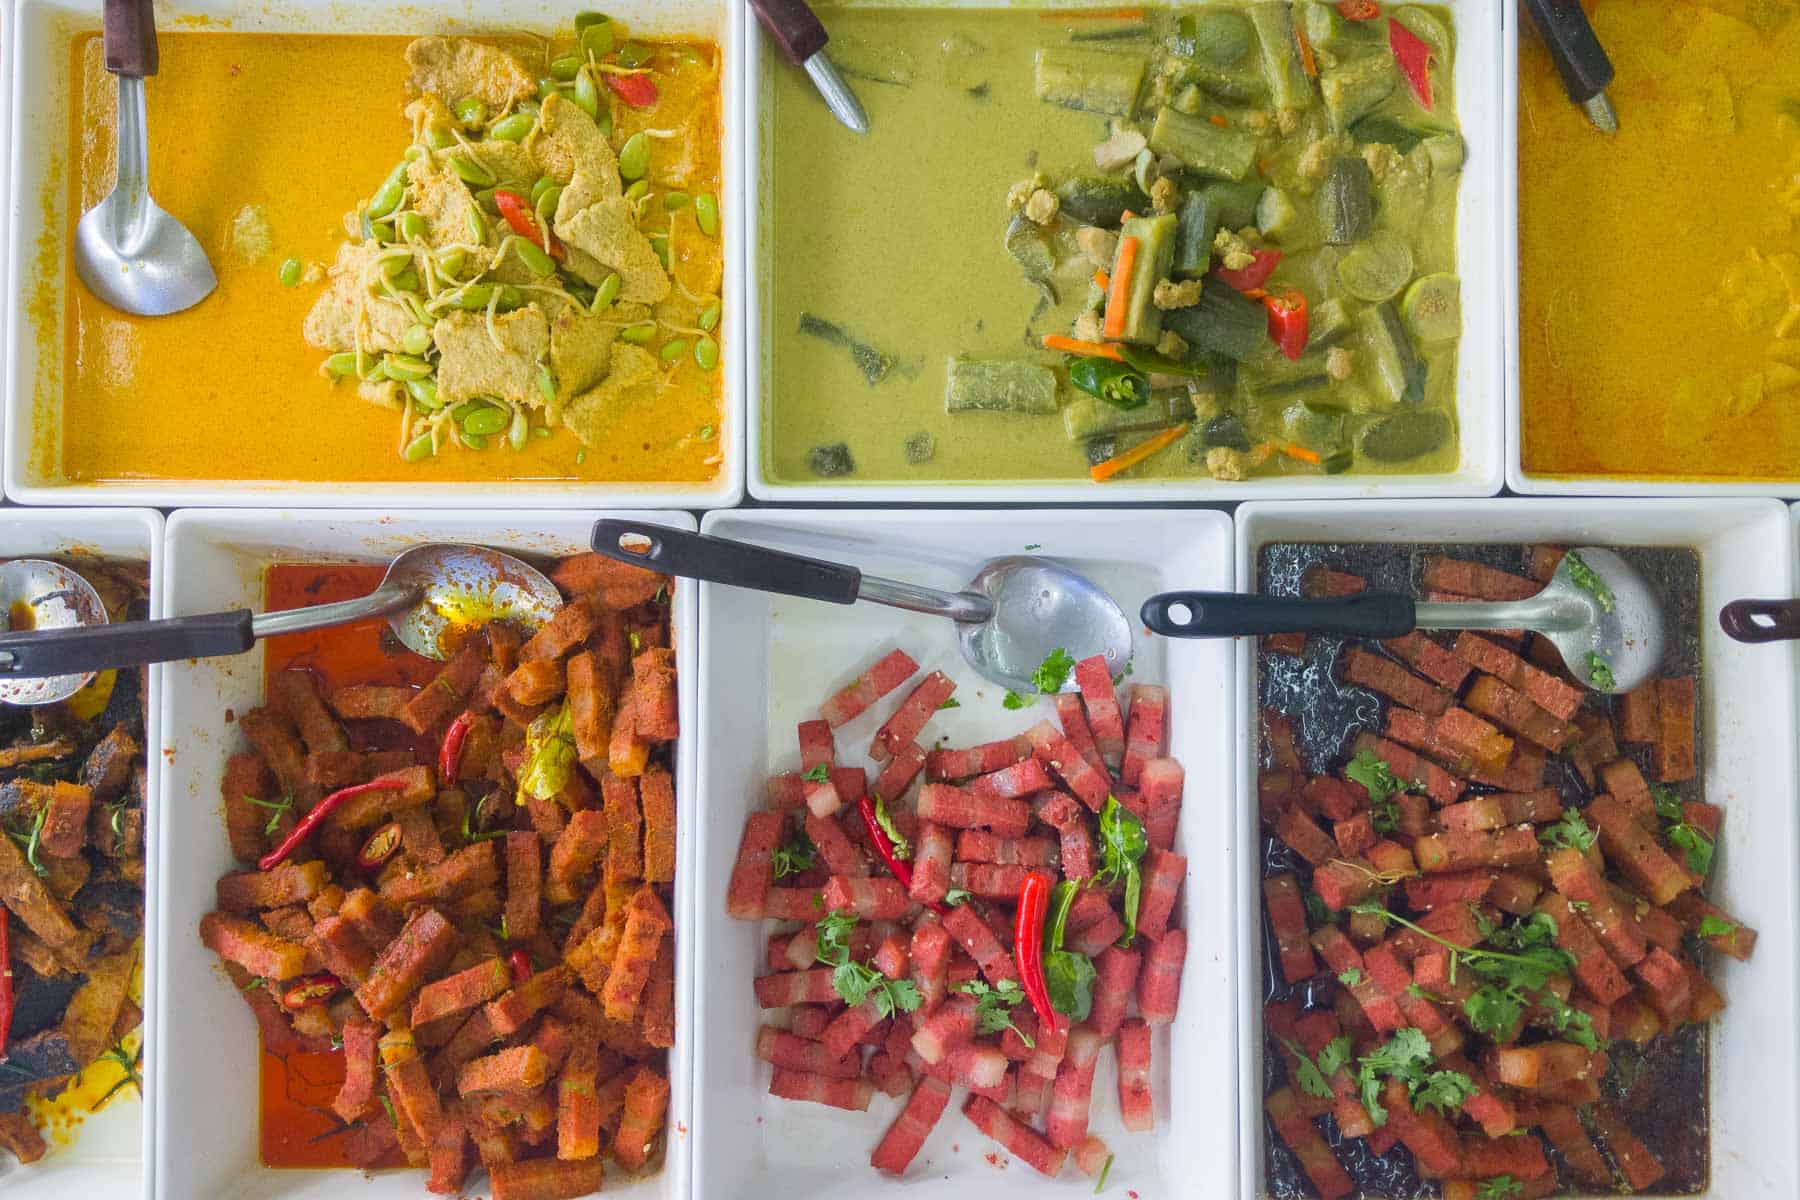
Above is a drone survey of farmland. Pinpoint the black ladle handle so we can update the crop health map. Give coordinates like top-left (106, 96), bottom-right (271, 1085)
top-left (0, 610), bottom-right (254, 678)
top-left (592, 521), bottom-right (862, 605)
top-left (1140, 591), bottom-right (1418, 639)
top-left (1523, 0), bottom-right (1613, 103)
top-left (104, 0), bottom-right (159, 78)
top-left (749, 0), bottom-right (829, 66)
top-left (1719, 599), bottom-right (1800, 644)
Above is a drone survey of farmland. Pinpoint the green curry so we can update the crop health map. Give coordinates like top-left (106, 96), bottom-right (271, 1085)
top-left (762, 3), bottom-right (1463, 486)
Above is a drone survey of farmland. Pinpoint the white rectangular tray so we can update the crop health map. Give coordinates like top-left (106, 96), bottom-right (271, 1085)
top-left (1233, 498), bottom-right (1800, 1199)
top-left (0, 507), bottom-right (163, 1200)
top-left (153, 508), bottom-right (696, 1200)
top-left (689, 507), bottom-right (1238, 1198)
top-left (745, 0), bottom-right (1505, 502)
top-left (5, 0), bottom-right (744, 509)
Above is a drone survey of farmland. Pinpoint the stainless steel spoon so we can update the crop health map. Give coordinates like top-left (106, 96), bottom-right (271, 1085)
top-left (591, 520), bottom-right (1131, 693)
top-left (0, 561), bottom-right (111, 707)
top-left (73, 0), bottom-right (217, 316)
top-left (1142, 546), bottom-right (1664, 694)
top-left (0, 544), bottom-right (562, 704)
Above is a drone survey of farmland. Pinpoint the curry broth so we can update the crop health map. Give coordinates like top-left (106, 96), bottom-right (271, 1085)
top-left (57, 31), bottom-right (723, 486)
top-left (1519, 0), bottom-right (1800, 481)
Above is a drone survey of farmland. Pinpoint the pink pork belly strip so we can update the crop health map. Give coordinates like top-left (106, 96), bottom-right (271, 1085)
top-left (1138, 928), bottom-right (1186, 1025)
top-left (966, 756), bottom-right (1054, 803)
top-left (871, 1077), bottom-right (953, 1175)
top-left (1136, 848), bottom-right (1186, 941)
top-left (753, 968), bottom-right (839, 1009)
top-left (821, 999), bottom-right (886, 1060)
top-left (1117, 1018), bottom-right (1154, 1132)
top-left (1074, 655), bottom-right (1125, 769)
top-left (797, 719), bottom-right (841, 816)
top-left (910, 994), bottom-right (977, 1064)
top-left (1052, 693), bottom-right (1109, 777)
top-left (822, 875), bottom-right (910, 920)
top-left (871, 741), bottom-right (927, 804)
top-left (766, 773), bottom-right (804, 810)
top-left (1120, 684), bottom-right (1168, 787)
top-left (1088, 945), bottom-right (1142, 1039)
top-left (909, 822), bottom-right (953, 905)
top-left (1046, 1024), bottom-right (1105, 1149)
top-left (926, 736), bottom-right (1030, 781)
top-left (820, 649), bottom-right (919, 729)
top-left (769, 1067), bottom-right (874, 1112)
top-left (948, 862), bottom-right (1033, 900)
top-left (725, 812), bottom-right (783, 920)
top-left (910, 920), bottom-right (952, 1013)
top-left (872, 671), bottom-right (956, 762)
top-left (942, 903), bottom-right (1017, 985)
top-left (915, 783), bottom-right (1030, 839)
top-left (754, 1026), bottom-right (860, 1079)
top-left (803, 812), bottom-right (867, 877)
top-left (964, 1095), bottom-right (1068, 1178)
top-left (1026, 720), bottom-right (1111, 811)
top-left (953, 830), bottom-right (1059, 867)
top-left (1135, 757), bottom-right (1185, 850)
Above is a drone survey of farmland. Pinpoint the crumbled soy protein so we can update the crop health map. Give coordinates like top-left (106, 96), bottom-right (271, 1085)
top-left (808, 442), bottom-right (855, 477)
top-left (903, 432), bottom-right (936, 465)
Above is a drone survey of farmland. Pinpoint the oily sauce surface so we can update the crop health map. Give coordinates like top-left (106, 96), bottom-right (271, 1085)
top-left (1255, 542), bottom-right (1709, 1199)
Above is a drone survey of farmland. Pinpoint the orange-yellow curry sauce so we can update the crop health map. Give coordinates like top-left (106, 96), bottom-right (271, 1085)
top-left (53, 29), bottom-right (722, 487)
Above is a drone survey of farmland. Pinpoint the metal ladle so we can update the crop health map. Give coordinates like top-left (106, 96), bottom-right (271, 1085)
top-left (1141, 546), bottom-right (1665, 694)
top-left (0, 561), bottom-right (112, 707)
top-left (0, 544), bottom-right (563, 705)
top-left (590, 520), bottom-right (1132, 693)
top-left (73, 0), bottom-right (217, 316)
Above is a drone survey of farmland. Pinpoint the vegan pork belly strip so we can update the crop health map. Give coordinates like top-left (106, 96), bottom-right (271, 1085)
top-left (769, 1066), bottom-right (874, 1112)
top-left (355, 907), bottom-right (459, 1020)
top-left (871, 1077), bottom-right (952, 1175)
top-left (872, 670), bottom-right (956, 762)
top-left (1451, 632), bottom-right (1584, 721)
top-left (1052, 692), bottom-right (1109, 777)
top-left (915, 782), bottom-right (1030, 838)
top-left (1420, 555), bottom-right (1541, 602)
top-left (926, 736), bottom-right (1030, 781)
top-left (1342, 647), bottom-right (1453, 716)
top-left (1073, 654), bottom-right (1125, 769)
top-left (1026, 719), bottom-right (1112, 810)
top-left (1381, 632), bottom-right (1474, 691)
top-left (726, 811), bottom-right (783, 920)
top-left (821, 649), bottom-right (919, 728)
top-left (1120, 683), bottom-right (1168, 787)
top-left (963, 1095), bottom-right (1068, 1177)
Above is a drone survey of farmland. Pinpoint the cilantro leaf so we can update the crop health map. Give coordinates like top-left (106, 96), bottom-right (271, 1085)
top-left (771, 829), bottom-right (816, 879)
top-left (1303, 889), bottom-right (1333, 928)
top-left (1315, 1035), bottom-right (1352, 1079)
top-left (1651, 785), bottom-right (1685, 822)
top-left (1030, 648), bottom-right (1078, 695)
top-left (937, 698), bottom-right (961, 710)
top-left (1667, 822), bottom-right (1714, 876)
top-left (943, 888), bottom-right (972, 906)
top-left (1476, 1177), bottom-right (1523, 1200)
top-left (1002, 691), bottom-right (1029, 710)
top-left (1539, 988), bottom-right (1600, 1052)
top-left (813, 910), bottom-right (859, 966)
top-left (954, 979), bottom-right (1034, 1046)
top-left (1094, 797), bottom-right (1148, 942)
top-left (1464, 984), bottom-right (1525, 1041)
top-left (1538, 810), bottom-right (1598, 853)
top-left (1697, 914), bottom-right (1738, 939)
top-left (1564, 552), bottom-right (1615, 614)
top-left (1337, 968), bottom-right (1364, 987)
top-left (1585, 651), bottom-right (1616, 691)
top-left (1345, 748), bottom-right (1406, 803)
top-left (1280, 1037), bottom-right (1335, 1100)
top-left (801, 763), bottom-right (830, 783)
top-left (1413, 1069), bottom-right (1478, 1115)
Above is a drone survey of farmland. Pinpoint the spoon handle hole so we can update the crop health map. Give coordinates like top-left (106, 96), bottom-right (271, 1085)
top-left (1720, 598), bottom-right (1800, 644)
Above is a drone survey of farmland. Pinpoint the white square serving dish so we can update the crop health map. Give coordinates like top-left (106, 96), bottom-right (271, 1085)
top-left (153, 508), bottom-right (696, 1200)
top-left (5, 0), bottom-right (744, 509)
top-left (689, 507), bottom-right (1238, 1198)
top-left (1233, 499), bottom-right (1800, 1199)
top-left (0, 507), bottom-right (163, 1200)
top-left (745, 0), bottom-right (1505, 502)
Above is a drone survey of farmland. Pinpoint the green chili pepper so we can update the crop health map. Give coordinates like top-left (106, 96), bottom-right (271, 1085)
top-left (1068, 357), bottom-right (1150, 410)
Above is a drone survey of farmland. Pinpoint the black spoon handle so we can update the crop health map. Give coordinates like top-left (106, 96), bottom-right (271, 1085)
top-left (104, 0), bottom-right (159, 78)
top-left (1140, 591), bottom-right (1418, 639)
top-left (591, 521), bottom-right (861, 605)
top-left (1719, 598), bottom-right (1800, 644)
top-left (1523, 0), bottom-right (1613, 103)
top-left (749, 0), bottom-right (829, 66)
top-left (0, 610), bottom-right (254, 678)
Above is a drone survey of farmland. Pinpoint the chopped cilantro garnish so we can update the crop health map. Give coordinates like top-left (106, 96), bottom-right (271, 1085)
top-left (1697, 914), bottom-right (1738, 939)
top-left (1538, 810), bottom-right (1597, 853)
top-left (1585, 651), bottom-right (1616, 691)
top-left (1564, 551), bottom-right (1615, 614)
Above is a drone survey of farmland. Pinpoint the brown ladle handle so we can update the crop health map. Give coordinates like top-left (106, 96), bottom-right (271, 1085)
top-left (749, 0), bottom-right (828, 66)
top-left (1719, 598), bottom-right (1800, 643)
top-left (104, 0), bottom-right (158, 78)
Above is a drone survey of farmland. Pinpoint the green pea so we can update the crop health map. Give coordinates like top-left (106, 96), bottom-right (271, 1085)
top-left (401, 324), bottom-right (433, 356)
top-left (699, 299), bottom-right (721, 332)
top-left (660, 338), bottom-right (690, 362)
top-left (324, 352), bottom-right (361, 377)
top-left (367, 164), bottom-right (408, 219)
top-left (438, 249), bottom-right (468, 278)
top-left (466, 208), bottom-right (488, 244)
top-left (278, 258), bottom-right (303, 288)
top-left (387, 267), bottom-right (420, 293)
top-left (462, 405), bottom-right (510, 437)
top-left (490, 111), bottom-right (536, 142)
top-left (695, 192), bottom-right (720, 237)
top-left (455, 283), bottom-right (496, 310)
top-left (619, 321), bottom-right (655, 344)
top-left (618, 132), bottom-right (652, 182)
top-left (693, 335), bottom-right (719, 371)
top-left (663, 191), bottom-right (690, 210)
top-left (395, 212), bottom-right (427, 243)
top-left (624, 179), bottom-right (650, 203)
top-left (379, 252), bottom-right (413, 279)
top-left (404, 432), bottom-right (436, 462)
top-left (571, 67), bottom-right (601, 119)
top-left (529, 175), bottom-right (557, 205)
top-left (617, 41), bottom-right (655, 68)
top-left (591, 272), bottom-right (622, 312)
top-left (424, 122), bottom-right (456, 151)
top-left (384, 354), bottom-right (434, 381)
top-left (537, 365), bottom-right (557, 407)
top-left (550, 55), bottom-right (583, 81)
top-left (649, 234), bottom-right (672, 271)
top-left (406, 378), bottom-right (441, 411)
top-left (453, 97), bottom-right (488, 129)
top-left (366, 217), bottom-right (395, 244)
top-left (509, 407), bottom-right (530, 451)
top-left (448, 154), bottom-right (495, 188)
top-left (514, 239), bottom-right (556, 277)
top-left (579, 19), bottom-right (615, 60)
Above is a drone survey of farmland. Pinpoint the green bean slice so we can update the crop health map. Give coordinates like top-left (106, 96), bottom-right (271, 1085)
top-left (550, 55), bottom-right (583, 82)
top-left (529, 175), bottom-right (557, 205)
top-left (514, 238), bottom-right (557, 277)
top-left (537, 365), bottom-right (557, 407)
top-left (466, 208), bottom-right (488, 244)
top-left (367, 218), bottom-right (396, 244)
top-left (592, 272), bottom-right (622, 312)
top-left (404, 432), bottom-right (436, 462)
top-left (387, 267), bottom-right (420, 293)
top-left (324, 352), bottom-right (361, 377)
top-left (367, 164), bottom-right (408, 219)
top-left (624, 179), bottom-right (650, 203)
top-left (699, 299), bottom-right (721, 332)
top-left (455, 283), bottom-right (496, 310)
top-left (423, 122), bottom-right (456, 151)
top-left (438, 249), bottom-right (468, 279)
top-left (619, 321), bottom-right (655, 344)
top-left (649, 234), bottom-right (672, 270)
top-left (401, 324), bottom-right (433, 356)
top-left (535, 186), bottom-right (562, 232)
top-left (384, 354), bottom-right (434, 381)
top-left (278, 258), bottom-right (303, 288)
top-left (406, 378), bottom-right (441, 411)
top-left (572, 67), bottom-right (602, 119)
top-left (534, 426), bottom-right (553, 440)
top-left (537, 77), bottom-right (562, 102)
top-left (579, 20), bottom-right (615, 60)
top-left (462, 405), bottom-right (510, 437)
top-left (617, 41), bottom-right (655, 68)
top-left (395, 212), bottom-right (427, 243)
top-left (618, 132), bottom-right (652, 182)
top-left (695, 192), bottom-right (720, 237)
top-left (693, 335), bottom-right (719, 371)
top-left (448, 154), bottom-right (496, 188)
top-left (660, 338), bottom-right (691, 362)
top-left (489, 111), bottom-right (536, 142)
top-left (495, 285), bottom-right (525, 311)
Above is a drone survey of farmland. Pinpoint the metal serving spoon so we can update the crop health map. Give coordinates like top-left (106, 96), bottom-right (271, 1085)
top-left (0, 544), bottom-right (562, 705)
top-left (0, 561), bottom-right (112, 707)
top-left (590, 520), bottom-right (1131, 693)
top-left (1141, 546), bottom-right (1665, 694)
top-left (73, 0), bottom-right (217, 316)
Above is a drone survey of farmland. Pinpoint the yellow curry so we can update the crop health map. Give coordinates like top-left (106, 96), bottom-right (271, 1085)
top-left (54, 25), bottom-right (723, 486)
top-left (1519, 0), bottom-right (1800, 481)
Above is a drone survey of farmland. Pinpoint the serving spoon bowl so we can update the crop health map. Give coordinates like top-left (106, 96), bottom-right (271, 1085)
top-left (589, 520), bottom-right (1131, 694)
top-left (73, 0), bottom-right (217, 317)
top-left (0, 544), bottom-right (562, 705)
top-left (1141, 546), bottom-right (1664, 694)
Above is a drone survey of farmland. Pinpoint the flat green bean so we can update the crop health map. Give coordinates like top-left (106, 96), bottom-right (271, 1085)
top-left (395, 212), bottom-right (427, 243)
top-left (592, 272), bottom-right (622, 312)
top-left (551, 55), bottom-right (583, 82)
top-left (535, 186), bottom-right (562, 232)
top-left (663, 191), bottom-right (690, 210)
top-left (324, 352), bottom-right (361, 377)
top-left (699, 300), bottom-right (721, 332)
top-left (387, 267), bottom-right (420, 293)
top-left (537, 365), bottom-right (557, 406)
top-left (695, 192), bottom-right (720, 237)
top-left (489, 111), bottom-right (536, 142)
top-left (455, 283), bottom-right (496, 310)
top-left (406, 378), bottom-right (441, 410)
top-left (466, 208), bottom-right (487, 244)
top-left (463, 433), bottom-right (488, 450)
top-left (278, 258), bottom-right (303, 288)
top-left (617, 41), bottom-right (655, 68)
top-left (453, 97), bottom-right (488, 129)
top-left (580, 20), bottom-right (615, 60)
top-left (384, 354), bottom-right (434, 381)
top-left (618, 132), bottom-right (652, 181)
top-left (572, 67), bottom-right (601, 119)
top-left (462, 405), bottom-right (509, 437)
top-left (509, 407), bottom-right (530, 451)
top-left (514, 238), bottom-right (556, 277)
top-left (620, 322), bottom-right (655, 344)
top-left (693, 335), bottom-right (719, 371)
top-left (438, 249), bottom-right (468, 279)
top-left (424, 122), bottom-right (456, 151)
top-left (660, 338), bottom-right (691, 362)
top-left (367, 164), bottom-right (408, 219)
top-left (529, 176), bottom-right (557, 205)
top-left (448, 154), bottom-right (496, 188)
top-left (496, 285), bottom-right (525, 311)
top-left (368, 218), bottom-right (395, 243)
top-left (649, 234), bottom-right (672, 270)
top-left (537, 77), bottom-right (562, 102)
top-left (404, 432), bottom-right (436, 462)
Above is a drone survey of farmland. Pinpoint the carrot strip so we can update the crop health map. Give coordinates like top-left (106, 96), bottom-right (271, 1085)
top-left (1270, 441), bottom-right (1322, 466)
top-left (1041, 335), bottom-right (1123, 362)
top-left (1208, 114), bottom-right (1230, 128)
top-left (1089, 423), bottom-right (1190, 483)
top-left (1102, 236), bottom-right (1140, 341)
top-left (1093, 270), bottom-right (1110, 292)
top-left (1295, 20), bottom-right (1319, 77)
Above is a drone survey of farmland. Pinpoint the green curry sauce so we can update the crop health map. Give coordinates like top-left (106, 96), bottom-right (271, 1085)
top-left (763, 3), bottom-right (1464, 487)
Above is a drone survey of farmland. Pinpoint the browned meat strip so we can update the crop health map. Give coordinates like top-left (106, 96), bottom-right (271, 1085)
top-left (239, 707), bottom-right (308, 796)
top-left (329, 684), bottom-right (419, 722)
top-left (0, 832), bottom-right (95, 971)
top-left (221, 752), bottom-right (275, 862)
top-left (403, 642), bottom-right (488, 735)
top-left (271, 670), bottom-right (349, 753)
top-left (520, 596), bottom-right (602, 664)
top-left (0, 738), bottom-right (77, 769)
top-left (549, 554), bottom-right (666, 609)
top-left (78, 724), bottom-right (140, 803)
top-left (566, 651), bottom-right (615, 764)
top-left (506, 658), bottom-right (567, 708)
top-left (40, 782), bottom-right (93, 859)
top-left (60, 948), bottom-right (136, 1067)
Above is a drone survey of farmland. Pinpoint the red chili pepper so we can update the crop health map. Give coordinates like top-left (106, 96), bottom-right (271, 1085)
top-left (1213, 248), bottom-right (1284, 293)
top-left (281, 973), bottom-right (342, 1012)
top-left (493, 190), bottom-right (564, 260)
top-left (1262, 290), bottom-right (1310, 361)
top-left (259, 776), bottom-right (410, 871)
top-left (508, 949), bottom-right (533, 983)
top-left (357, 821), bottom-right (404, 871)
top-left (1336, 0), bottom-right (1380, 19)
top-left (1388, 18), bottom-right (1434, 110)
top-left (0, 909), bottom-right (12, 1057)
top-left (439, 710), bottom-right (476, 782)
top-left (1013, 872), bottom-right (1059, 1032)
top-left (605, 72), bottom-right (659, 109)
top-left (857, 795), bottom-right (946, 916)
